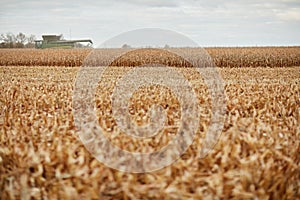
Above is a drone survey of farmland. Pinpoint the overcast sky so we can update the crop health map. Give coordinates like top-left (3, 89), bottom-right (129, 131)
top-left (1, 0), bottom-right (300, 47)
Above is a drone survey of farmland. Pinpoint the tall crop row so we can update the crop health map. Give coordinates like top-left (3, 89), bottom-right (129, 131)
top-left (207, 47), bottom-right (300, 67)
top-left (0, 49), bottom-right (90, 67)
top-left (0, 47), bottom-right (299, 67)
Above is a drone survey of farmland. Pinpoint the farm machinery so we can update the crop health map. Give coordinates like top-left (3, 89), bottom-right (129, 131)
top-left (34, 34), bottom-right (92, 49)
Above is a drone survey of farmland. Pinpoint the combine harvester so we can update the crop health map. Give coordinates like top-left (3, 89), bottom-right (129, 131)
top-left (34, 34), bottom-right (92, 49)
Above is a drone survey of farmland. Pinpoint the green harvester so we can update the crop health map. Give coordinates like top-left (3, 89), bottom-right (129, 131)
top-left (34, 35), bottom-right (92, 49)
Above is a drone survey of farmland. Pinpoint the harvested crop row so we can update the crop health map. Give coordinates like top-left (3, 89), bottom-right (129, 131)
top-left (0, 66), bottom-right (299, 199)
top-left (0, 47), bottom-right (299, 67)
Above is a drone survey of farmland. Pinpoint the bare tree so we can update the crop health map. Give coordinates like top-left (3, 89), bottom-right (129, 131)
top-left (25, 34), bottom-right (36, 48)
top-left (0, 33), bottom-right (16, 48)
top-left (122, 44), bottom-right (131, 48)
top-left (0, 32), bottom-right (36, 48)
top-left (16, 32), bottom-right (26, 48)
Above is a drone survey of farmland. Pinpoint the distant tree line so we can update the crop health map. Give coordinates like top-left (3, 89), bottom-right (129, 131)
top-left (0, 32), bottom-right (36, 48)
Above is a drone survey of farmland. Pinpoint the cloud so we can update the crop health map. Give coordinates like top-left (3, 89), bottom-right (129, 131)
top-left (115, 0), bottom-right (179, 8)
top-left (276, 8), bottom-right (300, 21)
top-left (0, 0), bottom-right (299, 46)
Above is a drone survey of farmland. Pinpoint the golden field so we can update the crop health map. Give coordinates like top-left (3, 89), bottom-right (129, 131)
top-left (0, 47), bottom-right (300, 67)
top-left (0, 47), bottom-right (299, 199)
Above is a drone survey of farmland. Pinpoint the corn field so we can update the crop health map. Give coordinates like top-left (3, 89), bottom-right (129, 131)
top-left (0, 47), bottom-right (299, 199)
top-left (0, 47), bottom-right (299, 67)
